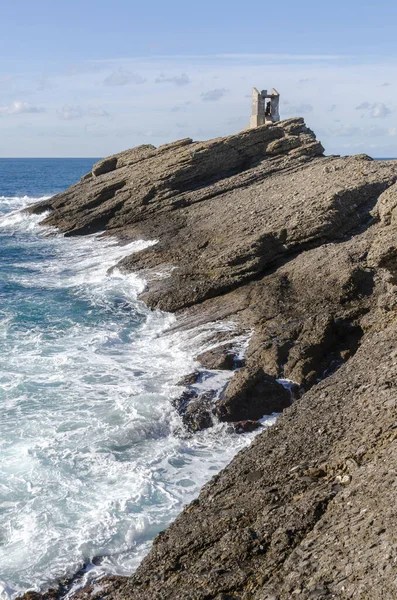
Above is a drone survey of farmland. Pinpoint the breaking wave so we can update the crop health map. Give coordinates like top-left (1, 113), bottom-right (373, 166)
top-left (0, 196), bottom-right (275, 599)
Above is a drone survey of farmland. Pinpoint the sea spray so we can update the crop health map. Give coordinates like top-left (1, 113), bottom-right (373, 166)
top-left (0, 191), bottom-right (276, 599)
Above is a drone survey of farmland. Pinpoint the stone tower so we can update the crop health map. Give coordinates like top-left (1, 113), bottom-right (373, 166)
top-left (249, 88), bottom-right (280, 128)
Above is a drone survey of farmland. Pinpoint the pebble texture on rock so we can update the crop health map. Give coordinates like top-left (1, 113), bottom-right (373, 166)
top-left (26, 119), bottom-right (397, 599)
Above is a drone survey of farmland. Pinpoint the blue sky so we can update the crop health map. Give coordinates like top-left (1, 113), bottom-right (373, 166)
top-left (0, 0), bottom-right (396, 157)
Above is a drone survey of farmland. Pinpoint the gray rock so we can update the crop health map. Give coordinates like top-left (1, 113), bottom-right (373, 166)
top-left (177, 371), bottom-right (201, 386)
top-left (173, 389), bottom-right (217, 432)
top-left (183, 396), bottom-right (215, 432)
top-left (217, 367), bottom-right (291, 421)
top-left (196, 344), bottom-right (237, 370)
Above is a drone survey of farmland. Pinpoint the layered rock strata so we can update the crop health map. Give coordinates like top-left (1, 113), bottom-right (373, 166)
top-left (27, 119), bottom-right (397, 599)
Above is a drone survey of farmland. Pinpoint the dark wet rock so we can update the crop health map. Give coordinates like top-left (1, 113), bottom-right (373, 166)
top-left (217, 367), bottom-right (291, 422)
top-left (196, 343), bottom-right (237, 370)
top-left (176, 371), bottom-right (201, 386)
top-left (173, 389), bottom-right (217, 432)
top-left (172, 388), bottom-right (196, 411)
top-left (183, 395), bottom-right (215, 432)
top-left (232, 420), bottom-right (262, 434)
top-left (289, 382), bottom-right (303, 401)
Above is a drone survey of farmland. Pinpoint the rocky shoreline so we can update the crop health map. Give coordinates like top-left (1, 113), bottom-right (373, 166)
top-left (24, 118), bottom-right (397, 599)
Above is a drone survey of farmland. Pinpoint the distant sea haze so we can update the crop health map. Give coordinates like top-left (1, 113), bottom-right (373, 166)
top-left (0, 158), bottom-right (272, 598)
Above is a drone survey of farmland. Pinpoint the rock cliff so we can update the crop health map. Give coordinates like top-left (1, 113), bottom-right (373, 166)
top-left (27, 119), bottom-right (397, 599)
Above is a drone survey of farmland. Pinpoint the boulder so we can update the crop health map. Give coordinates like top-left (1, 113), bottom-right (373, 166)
top-left (196, 344), bottom-right (237, 370)
top-left (217, 367), bottom-right (291, 422)
top-left (173, 389), bottom-right (216, 432)
top-left (183, 395), bottom-right (215, 432)
top-left (176, 371), bottom-right (201, 386)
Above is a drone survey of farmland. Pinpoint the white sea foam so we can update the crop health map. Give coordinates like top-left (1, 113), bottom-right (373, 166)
top-left (0, 195), bottom-right (51, 216)
top-left (0, 197), bottom-right (275, 599)
top-left (0, 197), bottom-right (51, 231)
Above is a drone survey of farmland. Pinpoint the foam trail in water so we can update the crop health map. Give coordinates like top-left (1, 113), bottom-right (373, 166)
top-left (0, 197), bottom-right (275, 599)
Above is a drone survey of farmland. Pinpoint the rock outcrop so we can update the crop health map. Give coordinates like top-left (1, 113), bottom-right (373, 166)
top-left (26, 119), bottom-right (397, 599)
top-left (217, 367), bottom-right (291, 422)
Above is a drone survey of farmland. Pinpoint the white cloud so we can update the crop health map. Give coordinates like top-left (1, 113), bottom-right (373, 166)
top-left (201, 88), bottom-right (228, 102)
top-left (327, 124), bottom-right (388, 138)
top-left (0, 101), bottom-right (45, 116)
top-left (170, 101), bottom-right (191, 113)
top-left (87, 107), bottom-right (110, 118)
top-left (331, 125), bottom-right (360, 137)
top-left (155, 73), bottom-right (191, 86)
top-left (371, 103), bottom-right (392, 118)
top-left (57, 105), bottom-right (110, 120)
top-left (1, 53), bottom-right (397, 157)
top-left (103, 69), bottom-right (146, 86)
top-left (364, 125), bottom-right (388, 137)
top-left (356, 102), bottom-right (392, 118)
top-left (58, 105), bottom-right (84, 120)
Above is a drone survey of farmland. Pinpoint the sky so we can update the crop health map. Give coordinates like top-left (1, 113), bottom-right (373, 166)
top-left (0, 0), bottom-right (396, 157)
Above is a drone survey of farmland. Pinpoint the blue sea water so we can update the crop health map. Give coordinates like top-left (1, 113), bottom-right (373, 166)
top-left (0, 159), bottom-right (270, 598)
top-left (0, 159), bottom-right (98, 197)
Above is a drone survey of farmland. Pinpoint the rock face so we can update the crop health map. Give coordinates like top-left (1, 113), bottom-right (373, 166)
top-left (27, 119), bottom-right (397, 599)
top-left (173, 389), bottom-right (217, 432)
top-left (196, 344), bottom-right (238, 370)
top-left (217, 367), bottom-right (291, 421)
top-left (95, 326), bottom-right (397, 600)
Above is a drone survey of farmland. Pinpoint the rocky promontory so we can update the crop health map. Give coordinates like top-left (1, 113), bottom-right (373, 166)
top-left (28, 118), bottom-right (397, 599)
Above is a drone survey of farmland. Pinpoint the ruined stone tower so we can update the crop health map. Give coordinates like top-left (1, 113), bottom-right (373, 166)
top-left (249, 88), bottom-right (280, 128)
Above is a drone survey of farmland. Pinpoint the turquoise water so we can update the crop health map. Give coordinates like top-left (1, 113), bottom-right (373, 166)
top-left (0, 160), bottom-right (267, 598)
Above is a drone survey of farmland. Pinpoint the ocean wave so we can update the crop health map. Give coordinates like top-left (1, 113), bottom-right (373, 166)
top-left (0, 201), bottom-right (273, 599)
top-left (0, 195), bottom-right (52, 209)
top-left (0, 196), bottom-right (52, 230)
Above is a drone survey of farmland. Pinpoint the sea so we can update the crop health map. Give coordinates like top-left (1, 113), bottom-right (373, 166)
top-left (0, 159), bottom-right (275, 599)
